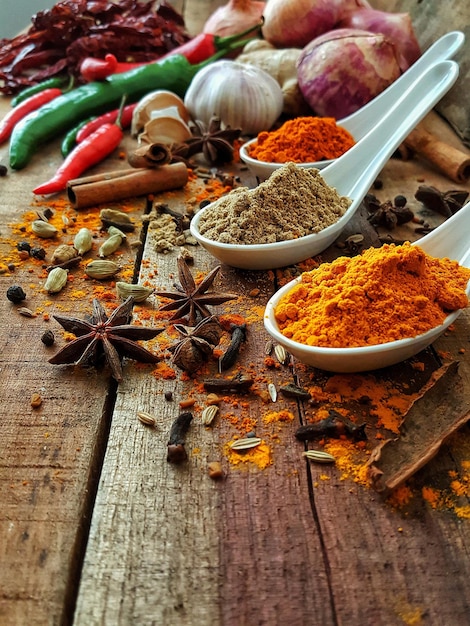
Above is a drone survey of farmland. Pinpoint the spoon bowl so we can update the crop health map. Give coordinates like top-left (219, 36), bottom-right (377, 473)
top-left (240, 31), bottom-right (465, 181)
top-left (191, 60), bottom-right (460, 270)
top-left (264, 202), bottom-right (470, 373)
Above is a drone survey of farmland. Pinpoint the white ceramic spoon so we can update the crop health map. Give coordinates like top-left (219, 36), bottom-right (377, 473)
top-left (239, 31), bottom-right (465, 176)
top-left (192, 60), bottom-right (460, 270)
top-left (264, 201), bottom-right (470, 373)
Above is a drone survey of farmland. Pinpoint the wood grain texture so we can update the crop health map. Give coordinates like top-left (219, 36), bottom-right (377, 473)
top-left (1, 2), bottom-right (470, 625)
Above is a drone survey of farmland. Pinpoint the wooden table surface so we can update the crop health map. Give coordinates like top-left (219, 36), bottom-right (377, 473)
top-left (1, 3), bottom-right (470, 626)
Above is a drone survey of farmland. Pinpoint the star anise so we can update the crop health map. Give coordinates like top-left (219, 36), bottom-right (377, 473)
top-left (183, 116), bottom-right (242, 165)
top-left (169, 316), bottom-right (222, 373)
top-left (48, 297), bottom-right (164, 382)
top-left (364, 194), bottom-right (414, 230)
top-left (156, 256), bottom-right (238, 326)
top-left (415, 185), bottom-right (469, 217)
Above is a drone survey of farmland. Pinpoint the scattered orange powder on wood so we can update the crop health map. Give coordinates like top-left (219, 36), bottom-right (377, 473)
top-left (225, 441), bottom-right (272, 470)
top-left (152, 362), bottom-right (177, 380)
top-left (263, 409), bottom-right (295, 424)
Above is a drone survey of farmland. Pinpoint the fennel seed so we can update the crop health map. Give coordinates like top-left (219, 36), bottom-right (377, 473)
top-left (137, 411), bottom-right (157, 427)
top-left (201, 405), bottom-right (218, 426)
top-left (303, 450), bottom-right (336, 464)
top-left (230, 437), bottom-right (262, 451)
top-left (274, 344), bottom-right (289, 365)
top-left (268, 383), bottom-right (277, 402)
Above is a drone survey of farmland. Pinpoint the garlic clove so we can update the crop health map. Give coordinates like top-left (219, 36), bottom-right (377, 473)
top-left (131, 90), bottom-right (190, 137)
top-left (139, 116), bottom-right (192, 146)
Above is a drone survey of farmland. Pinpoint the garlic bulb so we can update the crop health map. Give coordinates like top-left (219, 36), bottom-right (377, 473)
top-left (183, 60), bottom-right (284, 135)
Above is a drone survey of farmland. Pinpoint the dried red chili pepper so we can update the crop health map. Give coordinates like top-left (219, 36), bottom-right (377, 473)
top-left (75, 103), bottom-right (136, 143)
top-left (0, 87), bottom-right (63, 144)
top-left (33, 122), bottom-right (124, 195)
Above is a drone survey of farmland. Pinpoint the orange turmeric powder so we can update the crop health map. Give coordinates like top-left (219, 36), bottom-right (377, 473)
top-left (275, 242), bottom-right (470, 348)
top-left (248, 116), bottom-right (355, 163)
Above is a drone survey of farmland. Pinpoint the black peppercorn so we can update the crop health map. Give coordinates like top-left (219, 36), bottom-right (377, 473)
top-left (17, 241), bottom-right (31, 253)
top-left (41, 330), bottom-right (55, 347)
top-left (0, 164), bottom-right (7, 177)
top-left (164, 391), bottom-right (173, 401)
top-left (7, 285), bottom-right (26, 303)
top-left (394, 195), bottom-right (407, 208)
top-left (30, 247), bottom-right (46, 260)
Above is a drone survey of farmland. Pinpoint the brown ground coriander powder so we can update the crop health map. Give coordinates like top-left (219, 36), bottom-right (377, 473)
top-left (196, 163), bottom-right (352, 244)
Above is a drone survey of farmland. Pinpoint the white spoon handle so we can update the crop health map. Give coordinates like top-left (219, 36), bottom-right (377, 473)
top-left (322, 60), bottom-right (459, 203)
top-left (414, 200), bottom-right (470, 266)
top-left (340, 31), bottom-right (465, 138)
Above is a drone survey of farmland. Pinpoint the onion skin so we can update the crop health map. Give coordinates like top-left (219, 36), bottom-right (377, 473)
top-left (262, 0), bottom-right (368, 48)
top-left (203, 0), bottom-right (266, 37)
top-left (297, 29), bottom-right (401, 118)
top-left (339, 7), bottom-right (421, 71)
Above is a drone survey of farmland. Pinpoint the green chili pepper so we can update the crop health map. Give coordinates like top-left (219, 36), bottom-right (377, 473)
top-left (10, 77), bottom-right (70, 107)
top-left (9, 48), bottom-right (242, 170)
top-left (60, 116), bottom-right (95, 157)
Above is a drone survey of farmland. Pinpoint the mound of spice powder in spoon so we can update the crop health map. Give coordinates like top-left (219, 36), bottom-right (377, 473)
top-left (274, 242), bottom-right (470, 348)
top-left (248, 116), bottom-right (355, 163)
top-left (196, 162), bottom-right (351, 244)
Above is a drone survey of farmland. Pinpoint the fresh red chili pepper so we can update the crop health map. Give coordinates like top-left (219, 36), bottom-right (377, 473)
top-left (75, 103), bottom-right (136, 143)
top-left (79, 21), bottom-right (263, 82)
top-left (0, 88), bottom-right (63, 144)
top-left (80, 53), bottom-right (118, 82)
top-left (33, 122), bottom-right (123, 195)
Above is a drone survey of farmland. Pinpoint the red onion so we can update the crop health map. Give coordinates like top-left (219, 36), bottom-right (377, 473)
top-left (339, 7), bottom-right (421, 71)
top-left (203, 0), bottom-right (266, 37)
top-left (297, 29), bottom-right (402, 118)
top-left (262, 0), bottom-right (368, 48)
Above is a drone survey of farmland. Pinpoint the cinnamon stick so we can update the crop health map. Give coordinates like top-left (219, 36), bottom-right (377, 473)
top-left (367, 361), bottom-right (470, 494)
top-left (67, 162), bottom-right (188, 209)
top-left (127, 142), bottom-right (171, 168)
top-left (404, 124), bottom-right (470, 183)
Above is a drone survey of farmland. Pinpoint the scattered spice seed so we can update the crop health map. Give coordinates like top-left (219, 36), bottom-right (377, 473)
top-left (208, 461), bottom-right (224, 480)
top-left (179, 398), bottom-right (196, 409)
top-left (201, 405), bottom-right (218, 426)
top-left (6, 285), bottom-right (26, 303)
top-left (230, 437), bottom-right (262, 451)
top-left (30, 392), bottom-right (42, 408)
top-left (164, 390), bottom-right (173, 401)
top-left (274, 344), bottom-right (289, 365)
top-left (41, 330), bottom-right (55, 346)
top-left (18, 307), bottom-right (36, 318)
top-left (30, 247), bottom-right (46, 260)
top-left (268, 382), bottom-right (277, 402)
top-left (17, 241), bottom-right (31, 253)
top-left (303, 450), bottom-right (336, 464)
top-left (137, 411), bottom-right (157, 427)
